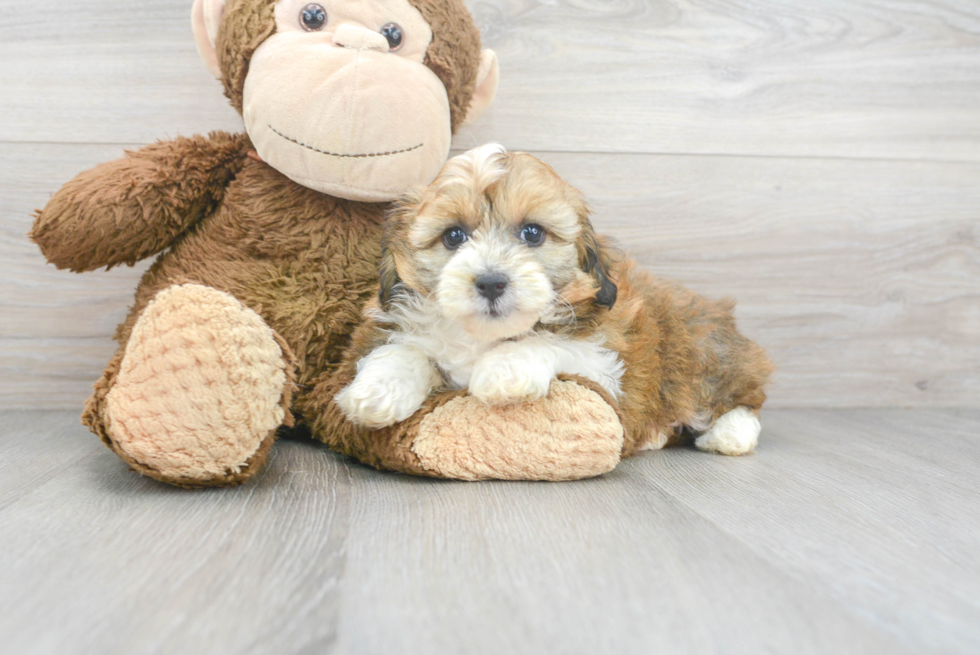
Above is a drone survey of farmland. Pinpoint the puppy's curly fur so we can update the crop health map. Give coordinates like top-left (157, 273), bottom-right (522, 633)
top-left (336, 145), bottom-right (774, 455)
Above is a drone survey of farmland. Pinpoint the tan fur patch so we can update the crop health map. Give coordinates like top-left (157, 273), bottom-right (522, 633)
top-left (639, 428), bottom-right (671, 451)
top-left (105, 284), bottom-right (289, 482)
top-left (557, 272), bottom-right (599, 305)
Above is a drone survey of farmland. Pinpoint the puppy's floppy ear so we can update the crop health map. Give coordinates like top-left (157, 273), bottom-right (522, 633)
top-left (379, 197), bottom-right (418, 310)
top-left (579, 225), bottom-right (618, 309)
top-left (378, 235), bottom-right (403, 310)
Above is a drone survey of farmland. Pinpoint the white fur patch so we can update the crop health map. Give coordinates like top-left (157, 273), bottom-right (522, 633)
top-left (437, 143), bottom-right (508, 194)
top-left (434, 235), bottom-right (556, 343)
top-left (335, 343), bottom-right (441, 428)
top-left (468, 336), bottom-right (623, 405)
top-left (362, 294), bottom-right (624, 408)
top-left (378, 293), bottom-right (497, 389)
top-left (468, 343), bottom-right (555, 405)
top-left (694, 406), bottom-right (761, 456)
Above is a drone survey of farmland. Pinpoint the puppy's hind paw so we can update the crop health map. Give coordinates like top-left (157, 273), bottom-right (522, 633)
top-left (469, 357), bottom-right (553, 406)
top-left (695, 406), bottom-right (761, 456)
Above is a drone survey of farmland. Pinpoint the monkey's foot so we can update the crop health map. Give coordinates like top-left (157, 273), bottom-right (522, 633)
top-left (411, 379), bottom-right (624, 481)
top-left (104, 284), bottom-right (292, 486)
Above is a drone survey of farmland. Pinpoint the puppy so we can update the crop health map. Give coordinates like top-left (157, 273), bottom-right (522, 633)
top-left (336, 144), bottom-right (774, 456)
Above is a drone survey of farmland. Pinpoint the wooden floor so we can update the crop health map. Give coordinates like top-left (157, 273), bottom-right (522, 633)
top-left (1, 409), bottom-right (978, 654)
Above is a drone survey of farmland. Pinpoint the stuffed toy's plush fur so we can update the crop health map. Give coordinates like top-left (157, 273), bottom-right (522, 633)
top-left (31, 0), bottom-right (772, 488)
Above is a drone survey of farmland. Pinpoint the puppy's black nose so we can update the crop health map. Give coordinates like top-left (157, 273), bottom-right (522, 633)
top-left (475, 273), bottom-right (509, 302)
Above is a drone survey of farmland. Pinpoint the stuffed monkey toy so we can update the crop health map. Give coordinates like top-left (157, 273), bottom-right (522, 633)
top-left (31, 0), bottom-right (629, 487)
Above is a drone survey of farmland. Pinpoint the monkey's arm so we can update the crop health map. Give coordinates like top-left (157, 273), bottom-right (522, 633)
top-left (31, 132), bottom-right (250, 272)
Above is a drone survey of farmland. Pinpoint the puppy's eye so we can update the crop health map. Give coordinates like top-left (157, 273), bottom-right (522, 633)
top-left (443, 227), bottom-right (468, 249)
top-left (519, 224), bottom-right (546, 246)
top-left (300, 4), bottom-right (327, 31)
top-left (380, 23), bottom-right (404, 51)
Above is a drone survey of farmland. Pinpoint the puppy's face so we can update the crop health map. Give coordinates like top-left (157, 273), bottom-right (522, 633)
top-left (381, 144), bottom-right (617, 342)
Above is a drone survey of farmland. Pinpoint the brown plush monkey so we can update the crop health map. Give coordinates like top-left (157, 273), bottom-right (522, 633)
top-left (30, 0), bottom-right (627, 487)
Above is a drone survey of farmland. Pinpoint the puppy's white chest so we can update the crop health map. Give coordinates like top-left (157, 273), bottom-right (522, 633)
top-left (387, 317), bottom-right (493, 389)
top-left (380, 298), bottom-right (625, 399)
top-left (431, 339), bottom-right (491, 390)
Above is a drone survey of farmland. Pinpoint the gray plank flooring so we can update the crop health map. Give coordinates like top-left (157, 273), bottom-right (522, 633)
top-left (1, 409), bottom-right (978, 654)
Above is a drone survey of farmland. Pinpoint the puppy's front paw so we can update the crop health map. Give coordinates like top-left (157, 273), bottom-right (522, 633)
top-left (469, 356), bottom-right (553, 406)
top-left (335, 375), bottom-right (427, 429)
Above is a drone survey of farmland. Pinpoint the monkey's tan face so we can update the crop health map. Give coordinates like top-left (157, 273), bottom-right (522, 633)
top-left (387, 146), bottom-right (604, 342)
top-left (243, 0), bottom-right (451, 202)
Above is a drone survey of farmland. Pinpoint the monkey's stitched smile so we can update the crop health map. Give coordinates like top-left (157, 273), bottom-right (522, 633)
top-left (268, 125), bottom-right (424, 159)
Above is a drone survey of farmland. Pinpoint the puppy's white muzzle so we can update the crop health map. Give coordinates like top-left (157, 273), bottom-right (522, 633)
top-left (434, 237), bottom-right (555, 341)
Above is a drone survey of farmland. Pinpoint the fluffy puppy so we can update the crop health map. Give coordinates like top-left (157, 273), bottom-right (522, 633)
top-left (336, 144), bottom-right (774, 456)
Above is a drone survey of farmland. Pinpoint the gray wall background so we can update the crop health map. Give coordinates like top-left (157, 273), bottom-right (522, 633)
top-left (1, 0), bottom-right (978, 409)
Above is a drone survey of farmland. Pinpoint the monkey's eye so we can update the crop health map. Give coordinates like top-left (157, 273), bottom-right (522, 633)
top-left (519, 224), bottom-right (546, 246)
top-left (300, 4), bottom-right (327, 31)
top-left (442, 227), bottom-right (468, 249)
top-left (380, 23), bottom-right (404, 51)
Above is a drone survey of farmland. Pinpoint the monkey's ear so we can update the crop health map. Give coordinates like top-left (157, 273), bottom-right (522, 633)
top-left (581, 231), bottom-right (618, 310)
top-left (378, 240), bottom-right (404, 311)
top-left (192, 0), bottom-right (226, 79)
top-left (461, 50), bottom-right (500, 127)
